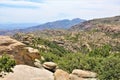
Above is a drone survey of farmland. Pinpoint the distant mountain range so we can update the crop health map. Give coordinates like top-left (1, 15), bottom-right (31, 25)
top-left (0, 23), bottom-right (39, 30)
top-left (22, 18), bottom-right (85, 32)
top-left (0, 18), bottom-right (85, 35)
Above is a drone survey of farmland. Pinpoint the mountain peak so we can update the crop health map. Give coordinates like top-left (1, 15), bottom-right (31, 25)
top-left (72, 18), bottom-right (81, 21)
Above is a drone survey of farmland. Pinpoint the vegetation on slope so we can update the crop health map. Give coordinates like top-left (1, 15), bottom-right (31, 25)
top-left (23, 35), bottom-right (119, 79)
top-left (13, 16), bottom-right (120, 80)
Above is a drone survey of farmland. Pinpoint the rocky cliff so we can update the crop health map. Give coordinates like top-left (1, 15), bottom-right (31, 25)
top-left (0, 36), bottom-right (40, 66)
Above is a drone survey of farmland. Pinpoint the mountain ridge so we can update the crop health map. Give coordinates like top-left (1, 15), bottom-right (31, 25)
top-left (70, 15), bottom-right (120, 31)
top-left (0, 18), bottom-right (85, 35)
top-left (0, 23), bottom-right (39, 30)
top-left (23, 18), bottom-right (85, 32)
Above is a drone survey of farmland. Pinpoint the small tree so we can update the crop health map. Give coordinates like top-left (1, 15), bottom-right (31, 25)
top-left (0, 54), bottom-right (16, 74)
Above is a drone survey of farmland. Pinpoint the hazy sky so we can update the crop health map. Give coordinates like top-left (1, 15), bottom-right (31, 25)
top-left (0, 0), bottom-right (120, 23)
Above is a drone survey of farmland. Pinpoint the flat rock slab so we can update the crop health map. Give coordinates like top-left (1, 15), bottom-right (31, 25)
top-left (1, 65), bottom-right (54, 80)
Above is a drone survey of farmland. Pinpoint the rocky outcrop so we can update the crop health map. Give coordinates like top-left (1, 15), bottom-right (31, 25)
top-left (0, 65), bottom-right (54, 80)
top-left (98, 25), bottom-right (120, 34)
top-left (43, 62), bottom-right (58, 72)
top-left (0, 36), bottom-right (40, 66)
top-left (72, 69), bottom-right (97, 78)
top-left (54, 69), bottom-right (69, 80)
top-left (24, 47), bottom-right (39, 53)
top-left (69, 69), bottom-right (97, 80)
top-left (0, 36), bottom-right (25, 51)
top-left (34, 59), bottom-right (42, 68)
top-left (69, 74), bottom-right (85, 80)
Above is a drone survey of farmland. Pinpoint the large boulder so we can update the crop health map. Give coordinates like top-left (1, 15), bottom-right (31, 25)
top-left (0, 36), bottom-right (40, 66)
top-left (34, 59), bottom-right (42, 68)
top-left (0, 36), bottom-right (25, 51)
top-left (69, 74), bottom-right (97, 80)
top-left (72, 69), bottom-right (97, 78)
top-left (0, 65), bottom-right (54, 80)
top-left (24, 47), bottom-right (39, 53)
top-left (43, 62), bottom-right (58, 72)
top-left (54, 69), bottom-right (69, 80)
top-left (69, 74), bottom-right (85, 80)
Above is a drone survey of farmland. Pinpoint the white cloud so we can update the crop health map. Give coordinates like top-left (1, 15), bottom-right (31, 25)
top-left (0, 0), bottom-right (44, 8)
top-left (0, 0), bottom-right (120, 23)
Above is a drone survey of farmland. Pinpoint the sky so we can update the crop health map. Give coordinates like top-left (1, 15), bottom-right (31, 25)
top-left (0, 0), bottom-right (120, 23)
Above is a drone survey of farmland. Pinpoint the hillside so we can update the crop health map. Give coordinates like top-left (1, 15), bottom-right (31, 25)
top-left (70, 16), bottom-right (120, 32)
top-left (13, 16), bottom-right (120, 53)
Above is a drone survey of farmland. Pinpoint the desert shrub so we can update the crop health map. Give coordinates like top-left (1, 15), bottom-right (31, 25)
top-left (42, 44), bottom-right (120, 79)
top-left (32, 38), bottom-right (69, 56)
top-left (57, 53), bottom-right (86, 72)
top-left (97, 55), bottom-right (120, 80)
top-left (89, 45), bottom-right (111, 57)
top-left (57, 53), bottom-right (102, 73)
top-left (0, 54), bottom-right (16, 73)
top-left (41, 52), bottom-right (60, 62)
top-left (57, 53), bottom-right (120, 79)
top-left (31, 37), bottom-right (119, 79)
top-left (44, 41), bottom-right (69, 56)
top-left (111, 43), bottom-right (120, 52)
top-left (65, 33), bottom-right (79, 42)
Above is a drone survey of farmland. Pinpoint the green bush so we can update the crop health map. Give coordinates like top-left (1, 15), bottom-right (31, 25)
top-left (31, 37), bottom-right (120, 79)
top-left (58, 53), bottom-right (120, 79)
top-left (41, 52), bottom-right (60, 62)
top-left (32, 38), bottom-right (69, 56)
top-left (95, 54), bottom-right (120, 80)
top-left (42, 45), bottom-right (120, 80)
top-left (89, 45), bottom-right (111, 57)
top-left (0, 54), bottom-right (16, 73)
